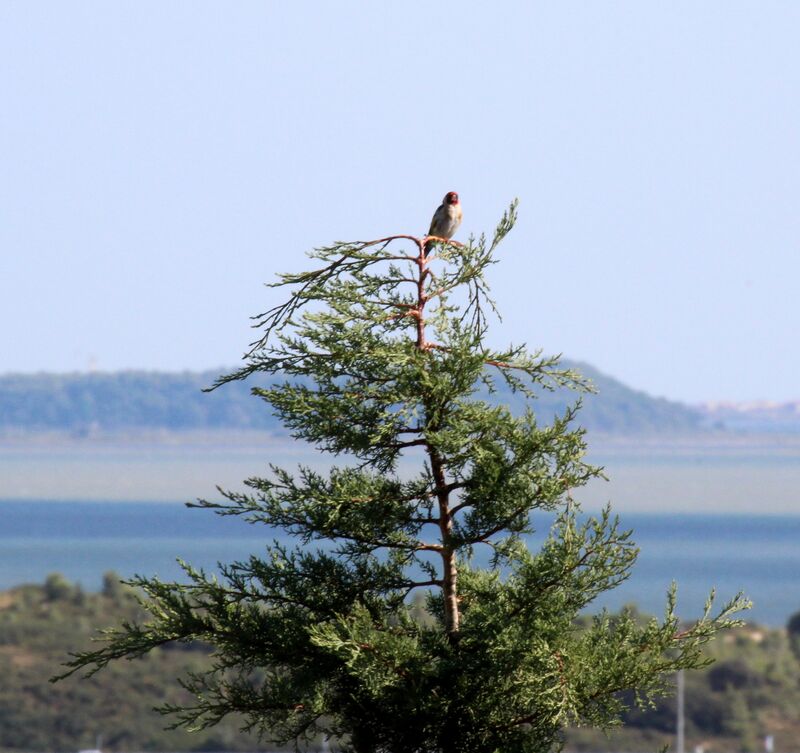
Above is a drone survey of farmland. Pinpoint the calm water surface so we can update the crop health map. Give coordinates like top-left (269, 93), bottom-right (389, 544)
top-left (0, 500), bottom-right (796, 627)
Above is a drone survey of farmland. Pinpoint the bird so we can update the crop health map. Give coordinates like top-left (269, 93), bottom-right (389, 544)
top-left (424, 191), bottom-right (462, 256)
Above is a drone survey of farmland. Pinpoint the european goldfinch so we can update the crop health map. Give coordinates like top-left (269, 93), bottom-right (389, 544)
top-left (424, 191), bottom-right (462, 256)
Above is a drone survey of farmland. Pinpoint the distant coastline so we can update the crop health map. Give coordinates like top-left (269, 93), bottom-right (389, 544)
top-left (3, 366), bottom-right (799, 514)
top-left (0, 362), bottom-right (708, 435)
top-left (4, 366), bottom-right (799, 438)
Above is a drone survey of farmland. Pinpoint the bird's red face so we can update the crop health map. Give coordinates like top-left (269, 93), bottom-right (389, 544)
top-left (445, 191), bottom-right (459, 205)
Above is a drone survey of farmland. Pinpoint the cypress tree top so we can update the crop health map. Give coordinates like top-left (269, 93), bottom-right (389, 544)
top-left (59, 203), bottom-right (747, 753)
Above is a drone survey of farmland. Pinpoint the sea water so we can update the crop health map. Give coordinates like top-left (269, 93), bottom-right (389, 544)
top-left (0, 500), bottom-right (797, 627)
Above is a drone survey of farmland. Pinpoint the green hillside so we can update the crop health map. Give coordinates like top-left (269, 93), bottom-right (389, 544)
top-left (0, 361), bottom-right (703, 435)
top-left (0, 575), bottom-right (797, 752)
top-left (0, 574), bottom-right (265, 752)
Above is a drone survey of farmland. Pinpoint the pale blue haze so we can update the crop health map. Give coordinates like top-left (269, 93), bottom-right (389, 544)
top-left (1, 3), bottom-right (799, 402)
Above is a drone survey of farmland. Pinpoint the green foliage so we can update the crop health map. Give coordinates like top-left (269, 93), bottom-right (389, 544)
top-left (787, 608), bottom-right (800, 661)
top-left (0, 574), bottom-right (260, 752)
top-left (58, 206), bottom-right (746, 752)
top-left (0, 573), bottom-right (782, 753)
top-left (566, 623), bottom-right (800, 752)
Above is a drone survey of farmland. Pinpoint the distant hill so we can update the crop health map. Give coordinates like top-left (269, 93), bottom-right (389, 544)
top-left (0, 361), bottom-right (704, 435)
top-left (504, 359), bottom-right (705, 434)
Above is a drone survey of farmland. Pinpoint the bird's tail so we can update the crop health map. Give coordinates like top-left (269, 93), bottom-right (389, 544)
top-left (423, 238), bottom-right (434, 257)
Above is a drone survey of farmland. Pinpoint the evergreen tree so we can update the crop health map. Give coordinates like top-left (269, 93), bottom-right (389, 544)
top-left (59, 203), bottom-right (747, 752)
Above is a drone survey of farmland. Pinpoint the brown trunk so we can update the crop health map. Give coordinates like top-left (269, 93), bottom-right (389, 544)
top-left (414, 244), bottom-right (460, 636)
top-left (431, 451), bottom-right (459, 635)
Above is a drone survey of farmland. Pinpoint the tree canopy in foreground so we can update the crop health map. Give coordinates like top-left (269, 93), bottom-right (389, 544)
top-left (58, 203), bottom-right (747, 753)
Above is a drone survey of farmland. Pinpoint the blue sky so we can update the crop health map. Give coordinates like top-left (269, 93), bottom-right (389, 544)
top-left (2, 2), bottom-right (798, 403)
